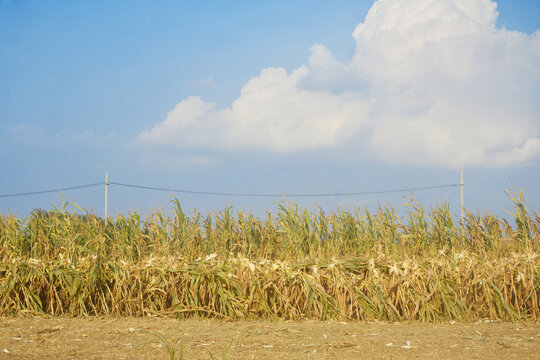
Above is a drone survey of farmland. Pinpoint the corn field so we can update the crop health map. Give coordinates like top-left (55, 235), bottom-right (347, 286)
top-left (0, 192), bottom-right (538, 321)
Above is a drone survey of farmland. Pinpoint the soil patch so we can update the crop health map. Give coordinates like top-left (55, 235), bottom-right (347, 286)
top-left (0, 318), bottom-right (538, 359)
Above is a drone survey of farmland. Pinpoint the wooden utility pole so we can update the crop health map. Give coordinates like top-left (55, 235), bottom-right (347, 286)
top-left (105, 172), bottom-right (108, 223)
top-left (460, 168), bottom-right (464, 224)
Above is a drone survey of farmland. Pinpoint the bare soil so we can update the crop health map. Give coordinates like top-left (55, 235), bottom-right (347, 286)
top-left (0, 317), bottom-right (538, 359)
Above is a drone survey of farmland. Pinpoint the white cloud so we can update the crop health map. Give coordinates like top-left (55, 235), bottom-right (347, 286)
top-left (138, 68), bottom-right (370, 152)
top-left (137, 0), bottom-right (540, 168)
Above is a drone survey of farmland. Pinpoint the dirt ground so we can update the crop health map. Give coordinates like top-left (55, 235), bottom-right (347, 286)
top-left (0, 317), bottom-right (538, 360)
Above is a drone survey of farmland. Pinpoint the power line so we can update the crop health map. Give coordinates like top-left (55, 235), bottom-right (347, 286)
top-left (0, 179), bottom-right (460, 200)
top-left (0, 182), bottom-right (104, 198)
top-left (109, 181), bottom-right (460, 198)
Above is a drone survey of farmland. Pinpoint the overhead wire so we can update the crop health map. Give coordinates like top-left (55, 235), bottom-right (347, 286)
top-left (108, 181), bottom-right (460, 198)
top-left (0, 180), bottom-right (460, 199)
top-left (0, 182), bottom-right (104, 198)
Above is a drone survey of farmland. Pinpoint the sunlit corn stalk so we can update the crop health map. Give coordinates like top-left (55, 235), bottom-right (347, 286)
top-left (0, 194), bottom-right (539, 320)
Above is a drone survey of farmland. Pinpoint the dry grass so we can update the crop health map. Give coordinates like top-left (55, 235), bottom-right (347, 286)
top-left (0, 191), bottom-right (538, 321)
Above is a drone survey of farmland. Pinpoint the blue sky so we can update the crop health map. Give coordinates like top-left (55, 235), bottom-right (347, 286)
top-left (1, 0), bottom-right (539, 219)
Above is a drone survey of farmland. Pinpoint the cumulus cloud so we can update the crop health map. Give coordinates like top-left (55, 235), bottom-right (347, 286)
top-left (137, 0), bottom-right (540, 168)
top-left (138, 68), bottom-right (370, 152)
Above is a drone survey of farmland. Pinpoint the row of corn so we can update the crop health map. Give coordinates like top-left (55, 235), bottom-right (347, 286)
top-left (0, 252), bottom-right (537, 320)
top-left (0, 192), bottom-right (538, 320)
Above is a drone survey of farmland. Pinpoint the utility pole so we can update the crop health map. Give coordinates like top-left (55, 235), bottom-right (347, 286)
top-left (460, 168), bottom-right (464, 224)
top-left (105, 172), bottom-right (108, 223)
